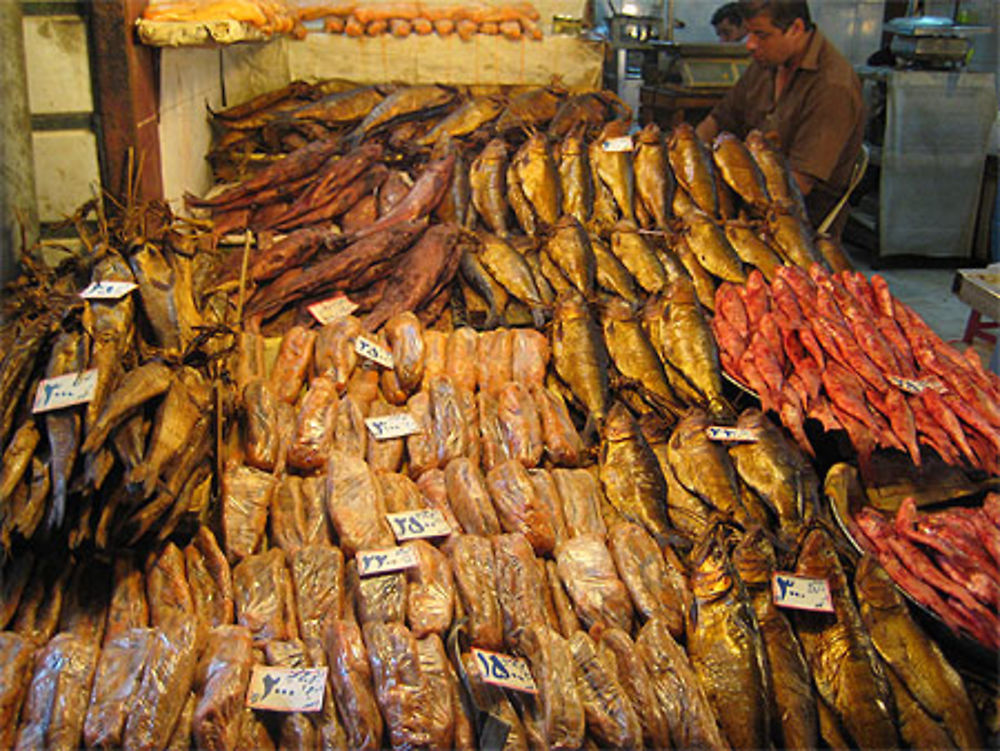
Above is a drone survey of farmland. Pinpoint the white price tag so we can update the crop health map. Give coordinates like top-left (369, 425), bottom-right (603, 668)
top-left (471, 648), bottom-right (537, 694)
top-left (354, 335), bottom-right (394, 368)
top-left (386, 509), bottom-right (451, 541)
top-left (771, 573), bottom-right (834, 613)
top-left (308, 294), bottom-right (358, 325)
top-left (80, 280), bottom-right (137, 300)
top-left (246, 666), bottom-right (328, 712)
top-left (602, 136), bottom-right (634, 152)
top-left (366, 412), bottom-right (421, 440)
top-left (32, 370), bottom-right (99, 413)
top-left (886, 374), bottom-right (947, 395)
top-left (706, 426), bottom-right (760, 443)
top-left (356, 546), bottom-right (420, 577)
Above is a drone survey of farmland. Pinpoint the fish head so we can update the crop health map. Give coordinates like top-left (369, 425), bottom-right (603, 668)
top-left (602, 400), bottom-right (638, 443)
top-left (635, 121), bottom-right (663, 145)
top-left (853, 554), bottom-right (902, 611)
top-left (689, 525), bottom-right (735, 600)
top-left (794, 524), bottom-right (838, 579)
top-left (731, 526), bottom-right (777, 586)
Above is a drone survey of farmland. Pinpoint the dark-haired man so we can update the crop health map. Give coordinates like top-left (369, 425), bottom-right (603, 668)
top-left (712, 3), bottom-right (747, 42)
top-left (696, 1), bottom-right (864, 238)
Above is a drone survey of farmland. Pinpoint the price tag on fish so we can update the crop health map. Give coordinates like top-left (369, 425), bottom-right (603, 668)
top-left (32, 369), bottom-right (99, 414)
top-left (706, 426), bottom-right (760, 443)
top-left (246, 666), bottom-right (328, 713)
top-left (602, 136), bottom-right (634, 152)
top-left (365, 412), bottom-right (421, 440)
top-left (471, 648), bottom-right (537, 694)
top-left (771, 573), bottom-right (834, 613)
top-left (356, 545), bottom-right (419, 577)
top-left (886, 374), bottom-right (947, 395)
top-left (308, 294), bottom-right (358, 325)
top-left (355, 335), bottom-right (394, 369)
top-left (386, 509), bottom-right (451, 541)
top-left (79, 280), bottom-right (137, 300)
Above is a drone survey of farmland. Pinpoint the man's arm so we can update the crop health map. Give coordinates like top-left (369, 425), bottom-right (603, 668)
top-left (791, 169), bottom-right (815, 196)
top-left (695, 115), bottom-right (720, 144)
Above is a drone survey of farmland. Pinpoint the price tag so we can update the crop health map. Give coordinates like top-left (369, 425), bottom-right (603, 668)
top-left (355, 335), bottom-right (394, 369)
top-left (366, 412), bottom-right (421, 440)
top-left (602, 136), bottom-right (634, 152)
top-left (886, 374), bottom-right (947, 395)
top-left (386, 509), bottom-right (451, 541)
top-left (471, 648), bottom-right (537, 694)
top-left (356, 545), bottom-right (420, 577)
top-left (246, 666), bottom-right (328, 712)
top-left (79, 280), bottom-right (137, 300)
top-left (771, 573), bottom-right (834, 613)
top-left (308, 294), bottom-right (358, 325)
top-left (706, 426), bottom-right (760, 443)
top-left (32, 370), bottom-right (99, 413)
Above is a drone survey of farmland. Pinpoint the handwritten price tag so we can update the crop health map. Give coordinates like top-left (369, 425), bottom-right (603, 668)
top-left (246, 666), bottom-right (327, 712)
top-left (366, 412), bottom-right (421, 440)
top-left (308, 294), bottom-right (358, 325)
top-left (706, 426), bottom-right (760, 443)
top-left (355, 336), bottom-right (394, 369)
top-left (472, 648), bottom-right (537, 694)
top-left (356, 546), bottom-right (420, 577)
top-left (386, 509), bottom-right (451, 541)
top-left (602, 136), bottom-right (634, 152)
top-left (32, 370), bottom-right (98, 413)
top-left (79, 280), bottom-right (137, 300)
top-left (886, 374), bottom-right (947, 395)
top-left (772, 573), bottom-right (834, 613)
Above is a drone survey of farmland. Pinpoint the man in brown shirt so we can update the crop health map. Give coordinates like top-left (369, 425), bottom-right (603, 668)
top-left (696, 0), bottom-right (864, 238)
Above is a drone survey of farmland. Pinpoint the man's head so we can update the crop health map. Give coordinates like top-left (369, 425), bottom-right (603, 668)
top-left (740, 1), bottom-right (815, 67)
top-left (712, 3), bottom-right (747, 43)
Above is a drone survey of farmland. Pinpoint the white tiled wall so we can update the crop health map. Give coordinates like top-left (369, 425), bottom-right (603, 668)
top-left (32, 131), bottom-right (101, 222)
top-left (23, 14), bottom-right (92, 114)
top-left (22, 8), bottom-right (100, 227)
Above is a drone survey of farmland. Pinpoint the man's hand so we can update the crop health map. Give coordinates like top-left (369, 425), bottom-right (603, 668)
top-left (695, 115), bottom-right (719, 144)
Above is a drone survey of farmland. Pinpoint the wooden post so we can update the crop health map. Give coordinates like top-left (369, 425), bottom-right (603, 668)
top-left (89, 0), bottom-right (163, 203)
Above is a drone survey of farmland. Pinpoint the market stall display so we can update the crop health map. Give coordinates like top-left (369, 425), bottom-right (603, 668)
top-left (1, 69), bottom-right (998, 748)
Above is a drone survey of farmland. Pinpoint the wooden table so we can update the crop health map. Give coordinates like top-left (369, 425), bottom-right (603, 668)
top-left (639, 85), bottom-right (727, 128)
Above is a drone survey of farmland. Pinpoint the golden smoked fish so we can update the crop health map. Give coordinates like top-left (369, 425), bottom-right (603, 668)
top-left (599, 401), bottom-right (670, 543)
top-left (686, 528), bottom-right (771, 750)
top-left (592, 120), bottom-right (635, 222)
top-left (854, 555), bottom-right (982, 750)
top-left (557, 125), bottom-right (593, 225)
top-left (793, 526), bottom-right (898, 750)
top-left (470, 138), bottom-right (511, 237)
top-left (601, 297), bottom-right (683, 417)
top-left (712, 132), bottom-right (770, 211)
top-left (551, 291), bottom-right (609, 429)
top-left (668, 122), bottom-right (717, 217)
top-left (543, 216), bottom-right (595, 298)
top-left (732, 527), bottom-right (818, 750)
top-left (633, 122), bottom-right (674, 229)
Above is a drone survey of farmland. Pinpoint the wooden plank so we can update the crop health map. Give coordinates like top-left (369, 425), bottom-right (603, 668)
top-left (89, 0), bottom-right (163, 202)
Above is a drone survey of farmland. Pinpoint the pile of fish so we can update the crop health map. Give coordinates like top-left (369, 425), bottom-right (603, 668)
top-left (0, 522), bottom-right (987, 749)
top-left (713, 264), bottom-right (1000, 477)
top-left (0, 200), bottom-right (233, 552)
top-left (188, 81), bottom-right (860, 348)
top-left (851, 495), bottom-right (1000, 651)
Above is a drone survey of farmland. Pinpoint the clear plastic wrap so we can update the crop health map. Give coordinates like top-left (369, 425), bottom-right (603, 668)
top-left (496, 382), bottom-right (543, 468)
top-left (325, 453), bottom-right (393, 557)
top-left (192, 626), bottom-right (254, 751)
top-left (324, 618), bottom-right (383, 751)
top-left (444, 457), bottom-right (501, 536)
top-left (487, 460), bottom-right (556, 555)
top-left (405, 539), bottom-right (455, 637)
top-left (146, 542), bottom-right (196, 627)
top-left (555, 534), bottom-right (633, 633)
top-left (221, 463), bottom-right (277, 563)
top-left (233, 548), bottom-right (298, 644)
top-left (291, 544), bottom-right (345, 641)
top-left (184, 526), bottom-right (235, 629)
